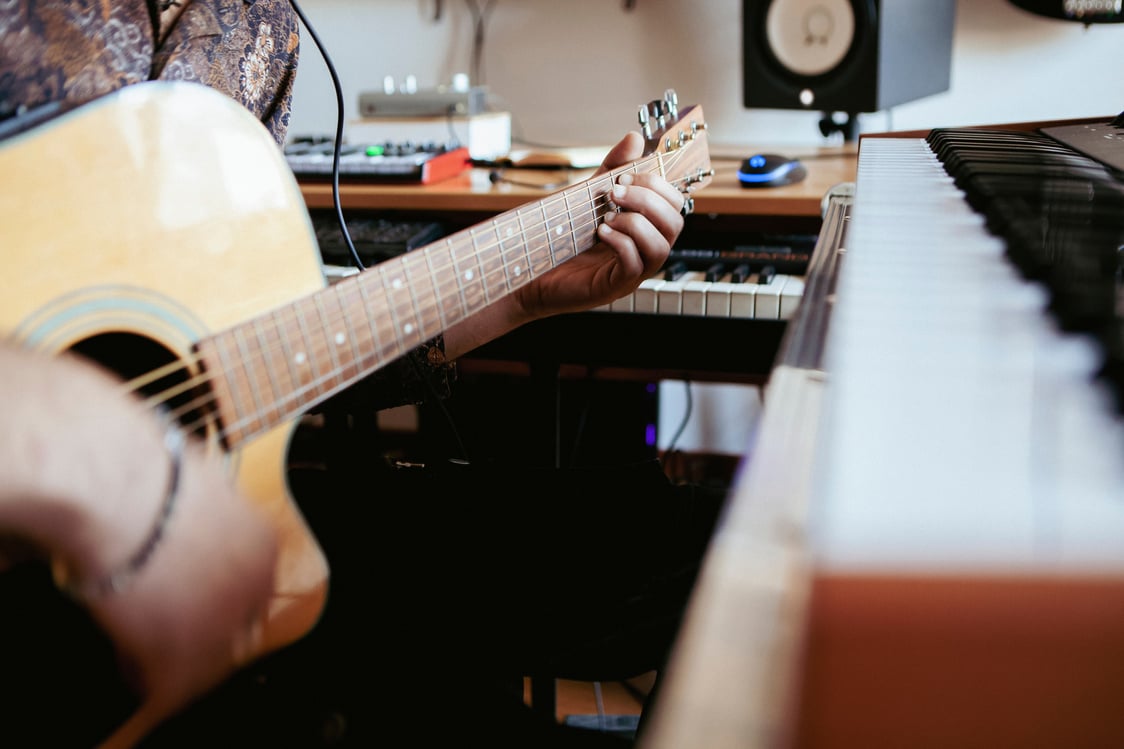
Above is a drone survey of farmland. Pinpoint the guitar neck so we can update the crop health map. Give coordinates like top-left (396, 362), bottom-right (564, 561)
top-left (197, 112), bottom-right (712, 449)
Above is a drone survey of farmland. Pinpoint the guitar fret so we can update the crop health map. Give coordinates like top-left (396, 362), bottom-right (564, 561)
top-left (312, 294), bottom-right (345, 388)
top-left (248, 317), bottom-right (286, 425)
top-left (355, 276), bottom-right (391, 364)
top-left (424, 244), bottom-right (454, 330)
top-left (291, 300), bottom-right (324, 399)
top-left (212, 331), bottom-right (255, 443)
top-left (404, 250), bottom-right (438, 341)
top-left (519, 203), bottom-right (554, 277)
top-left (326, 282), bottom-right (367, 381)
top-left (494, 214), bottom-right (530, 290)
top-left (539, 200), bottom-right (558, 269)
top-left (565, 187), bottom-right (595, 253)
top-left (402, 250), bottom-right (432, 345)
top-left (591, 175), bottom-right (614, 225)
top-left (270, 307), bottom-right (308, 403)
top-left (448, 234), bottom-right (488, 315)
top-left (471, 226), bottom-right (506, 304)
top-left (234, 326), bottom-right (272, 436)
top-left (377, 259), bottom-right (423, 354)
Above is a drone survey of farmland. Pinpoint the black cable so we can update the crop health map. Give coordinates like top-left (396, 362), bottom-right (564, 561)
top-left (660, 379), bottom-right (692, 471)
top-left (288, 0), bottom-right (365, 271)
top-left (408, 355), bottom-right (470, 463)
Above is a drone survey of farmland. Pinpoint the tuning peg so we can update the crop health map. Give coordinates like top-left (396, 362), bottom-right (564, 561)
top-left (638, 104), bottom-right (652, 138)
top-left (664, 89), bottom-right (679, 119)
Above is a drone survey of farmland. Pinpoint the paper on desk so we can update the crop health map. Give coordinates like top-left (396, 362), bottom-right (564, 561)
top-left (506, 145), bottom-right (610, 169)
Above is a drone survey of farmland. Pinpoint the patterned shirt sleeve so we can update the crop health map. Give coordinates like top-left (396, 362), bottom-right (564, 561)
top-left (150, 0), bottom-right (299, 146)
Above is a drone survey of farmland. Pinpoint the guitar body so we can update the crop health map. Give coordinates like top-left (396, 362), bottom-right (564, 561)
top-left (0, 83), bottom-right (331, 661)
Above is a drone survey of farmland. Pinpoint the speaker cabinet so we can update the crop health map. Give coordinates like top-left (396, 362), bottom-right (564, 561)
top-left (743, 0), bottom-right (955, 114)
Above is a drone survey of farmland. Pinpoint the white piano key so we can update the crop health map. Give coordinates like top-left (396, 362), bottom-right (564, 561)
top-left (633, 277), bottom-right (665, 313)
top-left (704, 276), bottom-right (733, 317)
top-left (657, 271), bottom-right (706, 315)
top-left (753, 275), bottom-right (789, 320)
top-left (682, 280), bottom-right (711, 316)
top-left (729, 279), bottom-right (758, 319)
top-left (779, 276), bottom-right (805, 320)
top-left (608, 293), bottom-right (634, 312)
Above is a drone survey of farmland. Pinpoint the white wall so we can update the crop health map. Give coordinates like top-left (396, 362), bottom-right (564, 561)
top-left (291, 0), bottom-right (1123, 148)
top-left (290, 0), bottom-right (1123, 455)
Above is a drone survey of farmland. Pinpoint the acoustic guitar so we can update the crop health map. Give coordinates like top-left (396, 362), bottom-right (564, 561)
top-left (0, 80), bottom-right (711, 746)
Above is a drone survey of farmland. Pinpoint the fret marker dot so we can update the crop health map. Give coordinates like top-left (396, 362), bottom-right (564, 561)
top-left (403, 323), bottom-right (415, 335)
top-left (514, 265), bottom-right (522, 276)
top-left (464, 270), bottom-right (474, 281)
top-left (334, 332), bottom-right (346, 345)
top-left (555, 226), bottom-right (563, 236)
top-left (295, 352), bottom-right (306, 365)
top-left (506, 227), bottom-right (514, 237)
top-left (391, 278), bottom-right (403, 289)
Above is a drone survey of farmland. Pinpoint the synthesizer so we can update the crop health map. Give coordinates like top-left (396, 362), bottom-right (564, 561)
top-left (284, 138), bottom-right (471, 184)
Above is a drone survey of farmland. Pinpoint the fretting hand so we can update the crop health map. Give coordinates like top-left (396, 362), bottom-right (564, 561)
top-left (443, 130), bottom-right (688, 360)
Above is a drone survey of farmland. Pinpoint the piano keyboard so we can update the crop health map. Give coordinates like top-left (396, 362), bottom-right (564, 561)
top-left (818, 131), bottom-right (1124, 570)
top-left (641, 114), bottom-right (1124, 749)
top-left (595, 247), bottom-right (810, 320)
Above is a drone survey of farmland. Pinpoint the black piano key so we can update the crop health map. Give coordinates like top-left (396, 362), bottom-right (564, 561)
top-left (663, 260), bottom-right (689, 281)
top-left (928, 121), bottom-right (1124, 415)
top-left (703, 262), bottom-right (725, 282)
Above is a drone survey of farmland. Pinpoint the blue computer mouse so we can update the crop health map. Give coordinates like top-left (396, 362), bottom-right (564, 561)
top-left (737, 153), bottom-right (808, 188)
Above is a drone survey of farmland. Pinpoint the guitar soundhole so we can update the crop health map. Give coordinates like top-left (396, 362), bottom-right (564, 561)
top-left (69, 333), bottom-right (209, 438)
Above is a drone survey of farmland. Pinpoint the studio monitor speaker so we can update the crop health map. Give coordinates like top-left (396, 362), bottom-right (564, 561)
top-left (742, 0), bottom-right (955, 114)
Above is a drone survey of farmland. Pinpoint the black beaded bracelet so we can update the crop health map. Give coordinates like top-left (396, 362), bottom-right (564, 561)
top-left (54, 422), bottom-right (185, 599)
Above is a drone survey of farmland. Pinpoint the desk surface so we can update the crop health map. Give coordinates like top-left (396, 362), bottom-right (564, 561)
top-left (299, 147), bottom-right (857, 219)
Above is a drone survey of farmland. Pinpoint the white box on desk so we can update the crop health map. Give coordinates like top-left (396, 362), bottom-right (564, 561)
top-left (346, 111), bottom-right (511, 161)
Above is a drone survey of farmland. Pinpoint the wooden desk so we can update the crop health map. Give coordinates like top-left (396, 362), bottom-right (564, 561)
top-left (298, 149), bottom-right (858, 220)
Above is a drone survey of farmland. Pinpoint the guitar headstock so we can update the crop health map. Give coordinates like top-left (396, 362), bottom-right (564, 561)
top-left (638, 89), bottom-right (714, 210)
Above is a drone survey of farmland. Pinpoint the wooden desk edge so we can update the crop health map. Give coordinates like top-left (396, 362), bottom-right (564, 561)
top-left (298, 152), bottom-right (857, 219)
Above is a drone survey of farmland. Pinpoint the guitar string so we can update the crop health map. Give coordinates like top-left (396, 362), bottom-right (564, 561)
top-left (128, 146), bottom-right (699, 411)
top-left (138, 151), bottom-right (700, 443)
top-left (140, 151), bottom-right (703, 443)
top-left (127, 145), bottom-right (706, 445)
top-left (143, 174), bottom-right (627, 437)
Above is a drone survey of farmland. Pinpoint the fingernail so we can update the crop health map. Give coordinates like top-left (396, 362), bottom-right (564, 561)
top-left (617, 173), bottom-right (634, 186)
top-left (598, 222), bottom-right (612, 236)
top-left (612, 184), bottom-right (626, 199)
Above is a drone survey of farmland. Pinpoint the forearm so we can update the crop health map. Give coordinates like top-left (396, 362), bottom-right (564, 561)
top-left (442, 294), bottom-right (533, 361)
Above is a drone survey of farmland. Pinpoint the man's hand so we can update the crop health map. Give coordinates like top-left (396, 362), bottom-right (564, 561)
top-left (441, 130), bottom-right (690, 361)
top-left (511, 130), bottom-right (687, 320)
